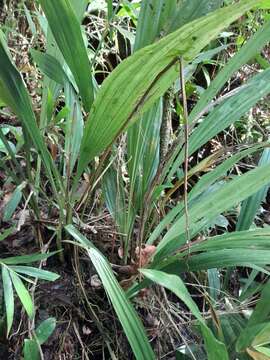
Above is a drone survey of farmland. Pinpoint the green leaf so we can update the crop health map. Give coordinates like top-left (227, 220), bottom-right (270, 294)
top-left (257, 0), bottom-right (270, 9)
top-left (255, 347), bottom-right (270, 356)
top-left (168, 0), bottom-right (223, 34)
top-left (65, 224), bottom-right (155, 360)
top-left (31, 49), bottom-right (67, 85)
top-left (170, 68), bottom-right (270, 177)
top-left (237, 149), bottom-right (270, 230)
top-left (2, 266), bottom-right (14, 336)
top-left (63, 82), bottom-right (84, 173)
top-left (236, 323), bottom-right (270, 352)
top-left (147, 143), bottom-right (270, 245)
top-left (248, 280), bottom-right (270, 327)
top-left (154, 163), bottom-right (270, 261)
top-left (0, 30), bottom-right (62, 198)
top-left (23, 339), bottom-right (40, 360)
top-left (189, 227), bottom-right (270, 253)
top-left (135, 0), bottom-right (223, 50)
top-left (9, 270), bottom-right (34, 319)
top-left (23, 4), bottom-right (37, 35)
top-left (0, 251), bottom-right (60, 265)
top-left (76, 0), bottom-right (259, 183)
top-left (208, 268), bottom-right (220, 302)
top-left (38, 0), bottom-right (93, 111)
top-left (190, 20), bottom-right (270, 122)
top-left (0, 226), bottom-right (15, 241)
top-left (160, 249), bottom-right (270, 274)
top-left (102, 164), bottom-right (130, 238)
top-left (141, 269), bottom-right (228, 360)
top-left (35, 318), bottom-right (56, 345)
top-left (3, 183), bottom-right (25, 222)
top-left (69, 0), bottom-right (88, 20)
top-left (10, 266), bottom-right (60, 281)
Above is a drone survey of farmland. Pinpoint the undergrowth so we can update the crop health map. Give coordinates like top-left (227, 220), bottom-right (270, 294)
top-left (1, 0), bottom-right (270, 359)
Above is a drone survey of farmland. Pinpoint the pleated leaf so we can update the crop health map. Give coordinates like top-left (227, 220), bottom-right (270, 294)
top-left (147, 143), bottom-right (269, 246)
top-left (160, 249), bottom-right (270, 274)
top-left (189, 227), bottom-right (270, 253)
top-left (76, 0), bottom-right (259, 182)
top-left (154, 163), bottom-right (270, 261)
top-left (36, 317), bottom-right (56, 345)
top-left (31, 49), bottom-right (67, 85)
top-left (190, 20), bottom-right (270, 122)
top-left (23, 339), bottom-right (39, 360)
top-left (169, 68), bottom-right (270, 176)
top-left (134, 0), bottom-right (223, 50)
top-left (38, 0), bottom-right (93, 111)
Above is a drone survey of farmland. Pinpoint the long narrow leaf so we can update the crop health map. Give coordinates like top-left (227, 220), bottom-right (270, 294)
top-left (65, 225), bottom-right (155, 360)
top-left (0, 251), bottom-right (59, 265)
top-left (2, 266), bottom-right (14, 335)
top-left (0, 30), bottom-right (63, 197)
top-left (147, 143), bottom-right (269, 245)
top-left (154, 163), bottom-right (270, 261)
top-left (76, 0), bottom-right (259, 183)
top-left (160, 249), bottom-right (270, 273)
top-left (190, 20), bottom-right (270, 122)
top-left (38, 0), bottom-right (93, 111)
top-left (141, 269), bottom-right (229, 360)
top-left (10, 266), bottom-right (60, 281)
top-left (237, 149), bottom-right (270, 230)
top-left (169, 68), bottom-right (270, 177)
top-left (9, 270), bottom-right (34, 319)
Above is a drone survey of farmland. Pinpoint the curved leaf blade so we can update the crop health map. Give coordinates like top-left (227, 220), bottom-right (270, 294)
top-left (36, 317), bottom-right (56, 345)
top-left (141, 269), bottom-right (228, 360)
top-left (2, 266), bottom-right (14, 336)
top-left (65, 225), bottom-right (155, 360)
top-left (9, 271), bottom-right (34, 319)
top-left (154, 163), bottom-right (270, 261)
top-left (10, 266), bottom-right (60, 281)
top-left (0, 30), bottom-right (62, 196)
top-left (38, 0), bottom-right (93, 111)
top-left (76, 0), bottom-right (259, 181)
